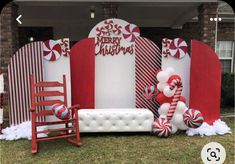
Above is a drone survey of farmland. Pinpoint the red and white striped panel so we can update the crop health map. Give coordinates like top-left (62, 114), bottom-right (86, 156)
top-left (8, 42), bottom-right (44, 125)
top-left (135, 37), bottom-right (161, 118)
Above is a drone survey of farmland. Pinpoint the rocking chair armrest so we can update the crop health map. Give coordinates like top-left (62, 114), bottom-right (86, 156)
top-left (68, 104), bottom-right (80, 111)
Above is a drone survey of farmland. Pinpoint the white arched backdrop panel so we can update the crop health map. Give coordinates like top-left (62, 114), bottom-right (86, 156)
top-left (8, 42), bottom-right (44, 125)
top-left (8, 39), bottom-right (71, 126)
top-left (89, 19), bottom-right (136, 108)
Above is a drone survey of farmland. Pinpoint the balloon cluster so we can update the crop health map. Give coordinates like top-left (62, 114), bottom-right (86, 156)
top-left (144, 67), bottom-right (204, 137)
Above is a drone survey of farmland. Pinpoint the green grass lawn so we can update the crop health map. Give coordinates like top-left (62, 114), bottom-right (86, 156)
top-left (0, 117), bottom-right (234, 164)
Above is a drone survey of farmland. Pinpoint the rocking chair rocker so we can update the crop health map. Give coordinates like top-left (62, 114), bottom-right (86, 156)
top-left (30, 74), bottom-right (81, 154)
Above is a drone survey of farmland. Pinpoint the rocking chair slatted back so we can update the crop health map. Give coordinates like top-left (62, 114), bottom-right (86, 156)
top-left (34, 81), bottom-right (64, 87)
top-left (30, 75), bottom-right (67, 115)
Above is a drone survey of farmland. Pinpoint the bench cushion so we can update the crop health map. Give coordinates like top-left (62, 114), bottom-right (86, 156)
top-left (78, 108), bottom-right (154, 132)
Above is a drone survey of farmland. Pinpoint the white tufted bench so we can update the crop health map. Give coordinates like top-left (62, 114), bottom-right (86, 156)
top-left (78, 108), bottom-right (154, 132)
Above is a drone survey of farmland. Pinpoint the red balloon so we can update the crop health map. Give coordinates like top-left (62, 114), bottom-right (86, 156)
top-left (155, 92), bottom-right (172, 105)
top-left (167, 75), bottom-right (181, 84)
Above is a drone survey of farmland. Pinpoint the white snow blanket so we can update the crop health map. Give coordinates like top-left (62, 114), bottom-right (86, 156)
top-left (186, 119), bottom-right (231, 136)
top-left (0, 121), bottom-right (47, 140)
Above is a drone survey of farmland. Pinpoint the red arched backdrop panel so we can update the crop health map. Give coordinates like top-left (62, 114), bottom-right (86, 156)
top-left (190, 40), bottom-right (221, 125)
top-left (70, 38), bottom-right (95, 108)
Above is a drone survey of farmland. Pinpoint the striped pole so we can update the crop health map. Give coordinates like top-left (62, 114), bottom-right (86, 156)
top-left (166, 78), bottom-right (183, 120)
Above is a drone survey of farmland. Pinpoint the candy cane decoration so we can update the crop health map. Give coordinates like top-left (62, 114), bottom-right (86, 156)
top-left (166, 78), bottom-right (183, 120)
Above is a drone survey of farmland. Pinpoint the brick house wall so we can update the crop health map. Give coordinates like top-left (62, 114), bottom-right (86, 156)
top-left (217, 22), bottom-right (235, 41)
top-left (0, 2), bottom-right (18, 123)
top-left (102, 2), bottom-right (118, 18)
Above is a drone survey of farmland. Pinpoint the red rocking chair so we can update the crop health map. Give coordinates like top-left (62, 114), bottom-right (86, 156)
top-left (30, 74), bottom-right (81, 154)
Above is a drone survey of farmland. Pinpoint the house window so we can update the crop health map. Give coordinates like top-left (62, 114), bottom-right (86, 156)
top-left (216, 41), bottom-right (234, 73)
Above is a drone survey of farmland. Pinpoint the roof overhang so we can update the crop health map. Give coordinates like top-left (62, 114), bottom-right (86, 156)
top-left (14, 1), bottom-right (215, 27)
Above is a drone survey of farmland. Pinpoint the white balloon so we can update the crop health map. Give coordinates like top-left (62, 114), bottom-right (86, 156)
top-left (159, 114), bottom-right (167, 119)
top-left (156, 71), bottom-right (169, 83)
top-left (175, 101), bottom-right (186, 114)
top-left (158, 103), bottom-right (170, 115)
top-left (170, 123), bottom-right (178, 134)
top-left (157, 82), bottom-right (168, 92)
top-left (171, 113), bottom-right (181, 124)
top-left (165, 67), bottom-right (175, 75)
top-left (171, 113), bottom-right (188, 130)
top-left (163, 86), bottom-right (175, 97)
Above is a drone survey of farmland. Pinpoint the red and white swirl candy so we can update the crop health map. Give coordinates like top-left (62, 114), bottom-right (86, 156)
top-left (52, 104), bottom-right (71, 120)
top-left (57, 38), bottom-right (70, 57)
top-left (122, 24), bottom-right (140, 42)
top-left (183, 109), bottom-right (204, 128)
top-left (113, 24), bottom-right (122, 35)
top-left (96, 27), bottom-right (106, 37)
top-left (152, 118), bottom-right (172, 137)
top-left (104, 20), bottom-right (114, 30)
top-left (162, 38), bottom-right (172, 57)
top-left (43, 40), bottom-right (62, 61)
top-left (169, 38), bottom-right (188, 59)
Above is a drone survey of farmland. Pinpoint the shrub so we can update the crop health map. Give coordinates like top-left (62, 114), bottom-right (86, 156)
top-left (221, 73), bottom-right (234, 108)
